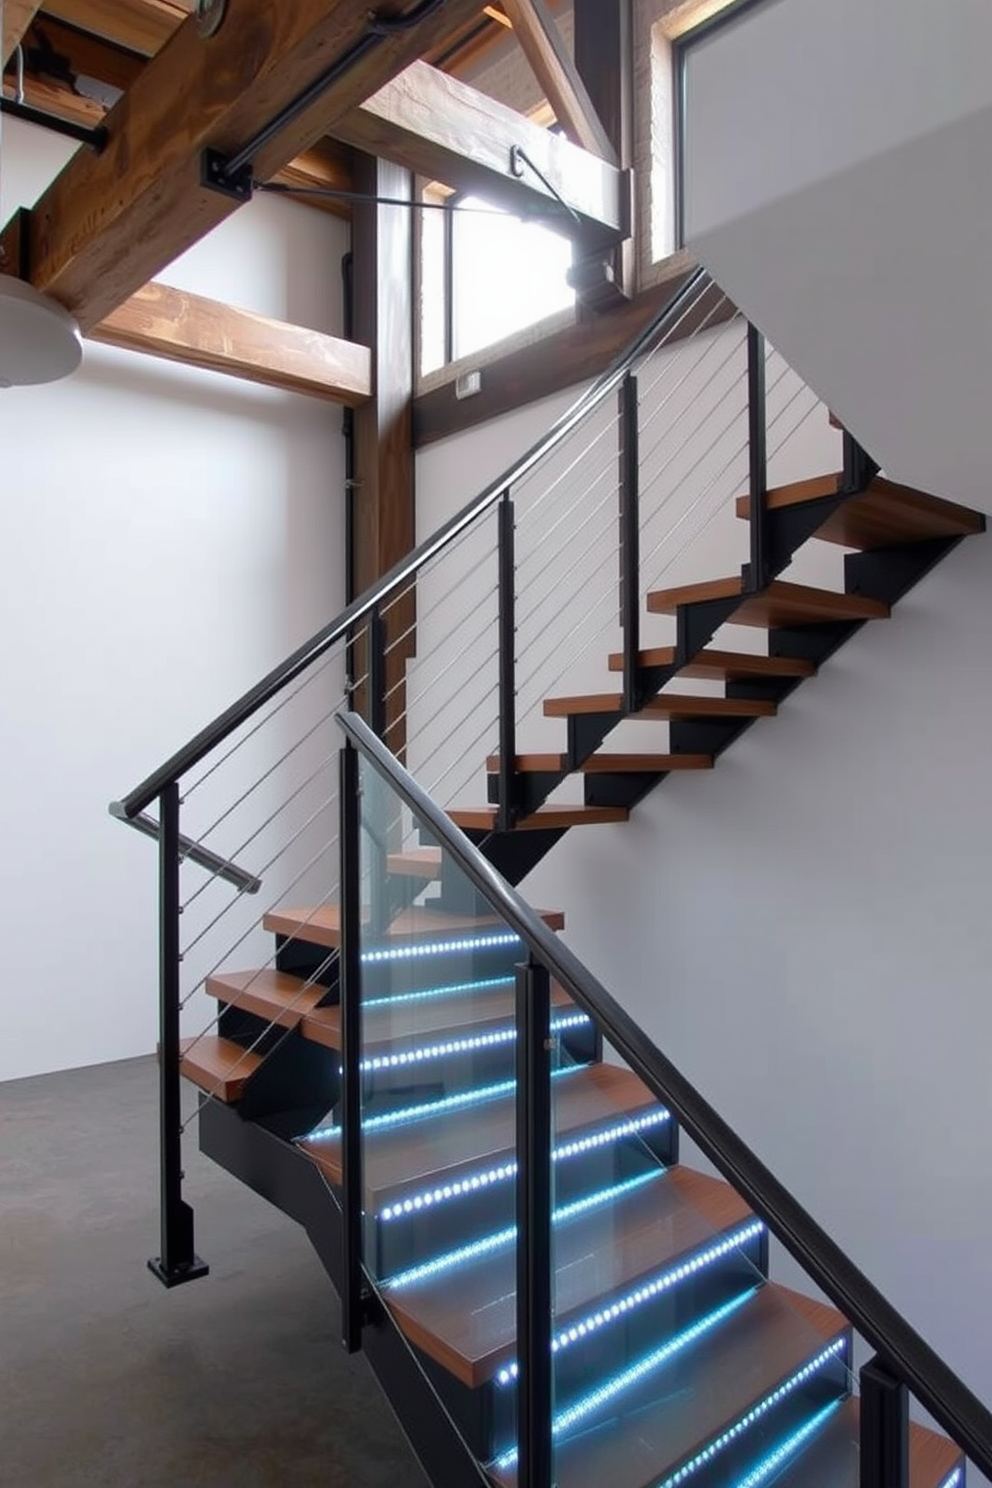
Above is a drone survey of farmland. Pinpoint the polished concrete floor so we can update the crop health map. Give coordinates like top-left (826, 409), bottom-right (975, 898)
top-left (0, 1056), bottom-right (429, 1488)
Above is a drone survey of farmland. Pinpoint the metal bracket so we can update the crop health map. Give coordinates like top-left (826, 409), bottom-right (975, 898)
top-left (196, 0), bottom-right (228, 38)
top-left (201, 148), bottom-right (254, 203)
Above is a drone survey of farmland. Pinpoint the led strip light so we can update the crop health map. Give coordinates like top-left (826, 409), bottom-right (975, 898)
top-left (729, 1402), bottom-right (841, 1488)
top-left (385, 1172), bottom-right (661, 1290)
top-left (361, 932), bottom-right (520, 964)
top-left (376, 1107), bottom-right (671, 1221)
top-left (364, 975), bottom-right (514, 1011)
top-left (360, 1012), bottom-right (592, 1073)
top-left (937, 1471), bottom-right (963, 1488)
top-left (493, 1290), bottom-right (757, 1471)
top-left (495, 1219), bottom-right (766, 1385)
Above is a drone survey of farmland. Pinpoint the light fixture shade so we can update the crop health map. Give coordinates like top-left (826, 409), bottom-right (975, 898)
top-left (0, 276), bottom-right (83, 387)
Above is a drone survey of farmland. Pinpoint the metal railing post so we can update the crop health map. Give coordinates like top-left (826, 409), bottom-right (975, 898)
top-left (516, 956), bottom-right (554, 1488)
top-left (498, 490), bottom-right (519, 833)
top-left (339, 740), bottom-right (366, 1352)
top-left (368, 603), bottom-right (387, 742)
top-left (148, 781), bottom-right (208, 1288)
top-left (746, 322), bottom-right (769, 593)
top-left (619, 371), bottom-right (641, 713)
top-left (860, 1356), bottom-right (909, 1488)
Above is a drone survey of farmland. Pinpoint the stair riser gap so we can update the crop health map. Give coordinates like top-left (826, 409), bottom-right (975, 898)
top-left (584, 771), bottom-right (668, 811)
top-left (275, 935), bottom-right (341, 994)
top-left (668, 718), bottom-right (756, 759)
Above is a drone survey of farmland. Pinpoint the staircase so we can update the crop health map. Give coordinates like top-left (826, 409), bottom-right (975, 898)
top-left (113, 269), bottom-right (990, 1488)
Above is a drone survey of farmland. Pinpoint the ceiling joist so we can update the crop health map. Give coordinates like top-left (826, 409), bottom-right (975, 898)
top-left (3, 2), bottom-right (44, 64)
top-left (1, 0), bottom-right (484, 330)
top-left (330, 59), bottom-right (628, 246)
top-left (499, 0), bottom-right (616, 163)
top-left (90, 281), bottom-right (372, 404)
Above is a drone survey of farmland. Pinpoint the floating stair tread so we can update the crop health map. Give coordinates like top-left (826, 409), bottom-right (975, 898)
top-left (450, 805), bottom-right (628, 831)
top-left (646, 577), bottom-right (890, 626)
top-left (302, 979), bottom-right (576, 1052)
top-left (388, 848), bottom-right (443, 880)
top-left (736, 474), bottom-right (984, 550)
top-left (490, 1282), bottom-right (848, 1488)
top-left (205, 969), bottom-right (324, 1029)
top-left (177, 1035), bottom-right (261, 1102)
top-left (764, 1398), bottom-right (963, 1488)
top-left (385, 1166), bottom-right (755, 1388)
top-left (263, 902), bottom-right (564, 949)
top-left (543, 692), bottom-right (775, 720)
top-left (486, 753), bottom-right (712, 773)
top-left (300, 1063), bottom-right (662, 1204)
top-left (607, 646), bottom-right (816, 680)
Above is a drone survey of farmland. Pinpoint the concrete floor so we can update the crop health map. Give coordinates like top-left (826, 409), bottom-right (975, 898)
top-left (0, 1056), bottom-right (429, 1488)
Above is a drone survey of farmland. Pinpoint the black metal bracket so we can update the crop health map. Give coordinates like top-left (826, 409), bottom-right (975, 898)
top-left (566, 711), bottom-right (619, 772)
top-left (619, 372), bottom-right (642, 714)
top-left (743, 323), bottom-right (769, 594)
top-left (201, 148), bottom-right (254, 202)
top-left (842, 430), bottom-right (880, 494)
top-left (497, 492), bottom-right (520, 833)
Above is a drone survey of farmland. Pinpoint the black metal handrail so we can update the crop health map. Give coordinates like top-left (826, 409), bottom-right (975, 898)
top-left (116, 265), bottom-right (710, 819)
top-left (108, 802), bottom-right (261, 894)
top-left (338, 706), bottom-right (992, 1482)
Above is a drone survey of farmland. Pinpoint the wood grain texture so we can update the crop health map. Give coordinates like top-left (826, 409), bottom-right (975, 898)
top-left (300, 1062), bottom-right (661, 1199)
top-left (330, 59), bottom-right (626, 242)
top-left (646, 577), bottom-right (891, 626)
top-left (607, 647), bottom-right (817, 680)
top-left (500, 0), bottom-right (616, 161)
top-left (4, 1), bottom-right (45, 63)
top-left (386, 1167), bottom-right (754, 1385)
top-left (176, 1034), bottom-right (260, 1101)
top-left (262, 902), bottom-right (566, 950)
top-left (736, 475), bottom-right (985, 550)
top-left (449, 804), bottom-right (628, 830)
top-left (486, 753), bottom-right (713, 772)
top-left (542, 691), bottom-right (775, 719)
top-left (490, 1283), bottom-right (848, 1488)
top-left (40, 0), bottom-right (186, 55)
top-left (204, 968), bottom-right (324, 1029)
top-left (7, 0), bottom-right (484, 328)
top-left (90, 281), bottom-right (372, 403)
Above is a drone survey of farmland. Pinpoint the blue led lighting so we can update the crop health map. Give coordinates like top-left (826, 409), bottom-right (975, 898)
top-left (937, 1471), bottom-right (963, 1488)
top-left (493, 1290), bottom-right (757, 1471)
top-left (361, 932), bottom-right (520, 964)
top-left (494, 1219), bottom-right (766, 1386)
top-left (385, 1173), bottom-right (661, 1291)
top-left (376, 1107), bottom-right (670, 1221)
top-left (729, 1402), bottom-right (841, 1488)
top-left (656, 1336), bottom-right (848, 1488)
top-left (364, 975), bottom-right (514, 1011)
top-left (359, 1012), bottom-right (591, 1073)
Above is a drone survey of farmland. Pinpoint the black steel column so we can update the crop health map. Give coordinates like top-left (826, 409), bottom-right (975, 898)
top-left (368, 604), bottom-right (387, 741)
top-left (148, 782), bottom-right (208, 1288)
top-left (340, 742), bottom-right (366, 1353)
top-left (498, 491), bottom-right (519, 834)
top-left (619, 372), bottom-right (641, 713)
top-left (516, 957), bottom-right (554, 1488)
top-left (842, 428), bottom-right (880, 494)
top-left (746, 323), bottom-right (769, 593)
top-left (860, 1357), bottom-right (909, 1488)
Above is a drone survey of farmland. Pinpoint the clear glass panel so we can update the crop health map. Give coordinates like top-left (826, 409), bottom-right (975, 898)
top-left (338, 740), bottom-right (860, 1488)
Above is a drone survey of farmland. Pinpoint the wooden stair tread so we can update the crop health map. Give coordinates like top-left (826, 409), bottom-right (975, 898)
top-left (387, 848), bottom-right (443, 879)
top-left (736, 473), bottom-right (984, 550)
top-left (765, 1398), bottom-right (963, 1488)
top-left (263, 902), bottom-right (565, 949)
top-left (385, 1167), bottom-right (755, 1387)
top-left (450, 805), bottom-right (628, 831)
top-left (302, 978), bottom-right (576, 1052)
top-left (177, 1035), bottom-right (261, 1101)
top-left (300, 1063), bottom-right (661, 1202)
top-left (646, 577), bottom-right (890, 627)
top-left (607, 646), bottom-right (816, 680)
top-left (205, 969), bottom-right (324, 1029)
top-left (490, 1282), bottom-right (848, 1488)
top-left (486, 753), bottom-right (713, 773)
top-left (543, 692), bottom-right (776, 720)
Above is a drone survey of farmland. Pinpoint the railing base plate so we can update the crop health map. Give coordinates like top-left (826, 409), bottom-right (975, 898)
top-left (147, 1254), bottom-right (210, 1289)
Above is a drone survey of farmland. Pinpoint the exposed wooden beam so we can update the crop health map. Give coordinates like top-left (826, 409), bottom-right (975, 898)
top-left (39, 0), bottom-right (186, 56)
top-left (330, 59), bottom-right (628, 246)
top-left (413, 258), bottom-right (735, 445)
top-left (3, 2), bottom-right (44, 64)
top-left (2, 0), bottom-right (484, 330)
top-left (89, 281), bottom-right (372, 404)
top-left (500, 0), bottom-right (616, 162)
top-left (572, 0), bottom-right (632, 307)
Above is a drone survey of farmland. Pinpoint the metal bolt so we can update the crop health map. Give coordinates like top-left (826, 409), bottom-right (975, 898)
top-left (196, 0), bottom-right (227, 38)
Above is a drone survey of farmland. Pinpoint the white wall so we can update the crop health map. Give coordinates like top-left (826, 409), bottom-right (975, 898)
top-left (414, 335), bottom-right (992, 1462)
top-left (0, 119), bottom-right (349, 1082)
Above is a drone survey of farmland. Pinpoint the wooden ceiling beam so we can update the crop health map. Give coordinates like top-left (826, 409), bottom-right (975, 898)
top-left (89, 281), bottom-right (372, 404)
top-left (3, 2), bottom-right (44, 64)
top-left (1, 0), bottom-right (484, 330)
top-left (38, 0), bottom-right (186, 57)
top-left (330, 59), bottom-right (628, 245)
top-left (499, 0), bottom-right (616, 162)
